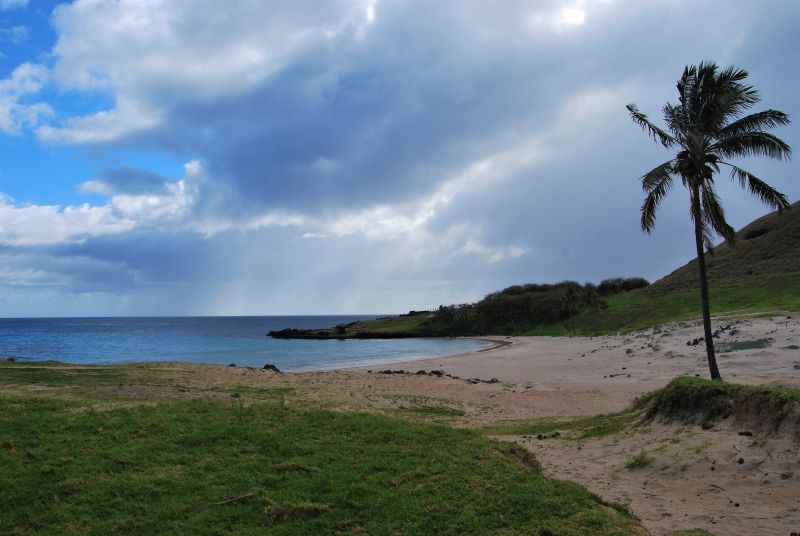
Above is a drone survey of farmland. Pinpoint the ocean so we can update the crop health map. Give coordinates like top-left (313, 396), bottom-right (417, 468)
top-left (0, 316), bottom-right (489, 371)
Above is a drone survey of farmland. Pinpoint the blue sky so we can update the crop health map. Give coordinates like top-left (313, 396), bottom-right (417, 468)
top-left (0, 0), bottom-right (798, 317)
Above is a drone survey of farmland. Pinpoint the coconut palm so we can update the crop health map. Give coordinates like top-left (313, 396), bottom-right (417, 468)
top-left (627, 62), bottom-right (791, 380)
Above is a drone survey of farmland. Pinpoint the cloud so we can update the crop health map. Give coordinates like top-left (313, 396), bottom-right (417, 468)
top-left (39, 0), bottom-right (374, 143)
top-left (80, 167), bottom-right (177, 196)
top-left (0, 0), bottom-right (27, 10)
top-left (37, 97), bottom-right (161, 143)
top-left (0, 25), bottom-right (30, 44)
top-left (0, 161), bottom-right (202, 246)
top-left (0, 63), bottom-right (52, 134)
top-left (0, 194), bottom-right (136, 247)
top-left (1, 0), bottom-right (798, 315)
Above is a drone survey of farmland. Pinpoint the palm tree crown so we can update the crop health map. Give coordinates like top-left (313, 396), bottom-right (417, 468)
top-left (628, 62), bottom-right (791, 249)
top-left (627, 62), bottom-right (791, 380)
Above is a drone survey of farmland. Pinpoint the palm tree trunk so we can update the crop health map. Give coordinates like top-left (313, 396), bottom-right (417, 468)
top-left (691, 186), bottom-right (722, 380)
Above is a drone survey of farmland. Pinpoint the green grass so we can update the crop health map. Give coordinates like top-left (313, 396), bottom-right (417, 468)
top-left (483, 411), bottom-right (639, 441)
top-left (636, 376), bottom-right (800, 435)
top-left (325, 311), bottom-right (436, 337)
top-left (527, 272), bottom-right (800, 336)
top-left (306, 270), bottom-right (800, 339)
top-left (624, 451), bottom-right (653, 470)
top-left (350, 312), bottom-right (434, 334)
top-left (0, 396), bottom-right (643, 535)
top-left (402, 404), bottom-right (466, 417)
top-left (716, 339), bottom-right (771, 353)
top-left (0, 360), bottom-right (70, 367)
top-left (343, 272), bottom-right (800, 339)
top-left (487, 378), bottom-right (800, 443)
top-left (0, 364), bottom-right (133, 388)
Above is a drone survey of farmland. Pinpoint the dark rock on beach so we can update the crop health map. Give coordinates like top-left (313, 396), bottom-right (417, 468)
top-left (466, 377), bottom-right (499, 385)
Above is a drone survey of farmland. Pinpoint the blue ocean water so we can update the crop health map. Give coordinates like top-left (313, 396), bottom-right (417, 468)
top-left (0, 316), bottom-right (489, 371)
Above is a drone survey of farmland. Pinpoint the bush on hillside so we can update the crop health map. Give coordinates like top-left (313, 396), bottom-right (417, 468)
top-left (597, 277), bottom-right (650, 296)
top-left (429, 281), bottom-right (607, 335)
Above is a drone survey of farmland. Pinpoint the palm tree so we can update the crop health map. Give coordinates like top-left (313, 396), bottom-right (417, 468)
top-left (627, 62), bottom-right (791, 380)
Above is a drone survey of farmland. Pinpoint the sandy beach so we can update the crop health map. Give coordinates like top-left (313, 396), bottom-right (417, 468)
top-left (371, 315), bottom-right (800, 536)
top-left (215, 314), bottom-right (800, 535)
top-left (9, 315), bottom-right (799, 535)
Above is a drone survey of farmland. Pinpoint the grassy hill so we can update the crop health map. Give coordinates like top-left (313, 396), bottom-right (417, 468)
top-left (328, 201), bottom-right (800, 337)
top-left (547, 200), bottom-right (800, 335)
top-left (0, 366), bottom-right (645, 535)
top-left (650, 200), bottom-right (800, 293)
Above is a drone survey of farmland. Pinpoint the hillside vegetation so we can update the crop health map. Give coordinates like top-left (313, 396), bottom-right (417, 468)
top-left (548, 200), bottom-right (800, 335)
top-left (326, 201), bottom-right (800, 337)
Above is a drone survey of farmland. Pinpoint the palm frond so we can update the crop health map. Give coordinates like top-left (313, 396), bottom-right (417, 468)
top-left (701, 184), bottom-right (736, 247)
top-left (687, 187), bottom-right (716, 251)
top-left (627, 104), bottom-right (676, 148)
top-left (714, 131), bottom-right (792, 160)
top-left (715, 65), bottom-right (759, 116)
top-left (689, 63), bottom-right (760, 132)
top-left (680, 64), bottom-right (720, 133)
top-left (641, 159), bottom-right (675, 191)
top-left (640, 165), bottom-right (675, 233)
top-left (662, 102), bottom-right (690, 140)
top-left (718, 110), bottom-right (791, 138)
top-left (677, 64), bottom-right (699, 111)
top-left (726, 164), bottom-right (790, 211)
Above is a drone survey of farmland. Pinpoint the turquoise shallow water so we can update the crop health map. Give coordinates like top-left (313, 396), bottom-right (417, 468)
top-left (0, 316), bottom-right (489, 371)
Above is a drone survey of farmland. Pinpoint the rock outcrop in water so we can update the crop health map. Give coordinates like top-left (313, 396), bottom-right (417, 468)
top-left (267, 328), bottom-right (435, 340)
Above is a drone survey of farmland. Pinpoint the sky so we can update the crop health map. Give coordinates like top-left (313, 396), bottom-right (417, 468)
top-left (0, 0), bottom-right (797, 317)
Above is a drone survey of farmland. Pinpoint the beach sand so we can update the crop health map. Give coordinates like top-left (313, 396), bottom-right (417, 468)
top-left (282, 315), bottom-right (800, 535)
top-left (15, 315), bottom-right (799, 535)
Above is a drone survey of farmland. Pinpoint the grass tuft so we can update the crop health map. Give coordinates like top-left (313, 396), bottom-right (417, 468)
top-left (636, 376), bottom-right (800, 437)
top-left (264, 499), bottom-right (332, 524)
top-left (484, 411), bottom-right (639, 440)
top-left (624, 451), bottom-right (654, 470)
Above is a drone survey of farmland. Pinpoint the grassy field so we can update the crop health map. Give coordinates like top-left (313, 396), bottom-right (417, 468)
top-left (341, 311), bottom-right (434, 335)
top-left (0, 393), bottom-right (643, 535)
top-left (5, 366), bottom-right (797, 534)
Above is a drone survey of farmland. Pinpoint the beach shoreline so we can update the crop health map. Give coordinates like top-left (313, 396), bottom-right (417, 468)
top-left (4, 315), bottom-right (798, 535)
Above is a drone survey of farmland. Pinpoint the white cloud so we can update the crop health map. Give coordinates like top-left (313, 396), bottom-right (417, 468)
top-left (559, 7), bottom-right (586, 27)
top-left (0, 63), bottom-right (52, 134)
top-left (0, 25), bottom-right (30, 44)
top-left (525, 3), bottom-right (592, 33)
top-left (37, 97), bottom-right (161, 143)
top-left (0, 160), bottom-right (312, 245)
top-left (0, 194), bottom-right (136, 246)
top-left (462, 238), bottom-right (527, 264)
top-left (0, 161), bottom-right (201, 246)
top-left (188, 210), bottom-right (308, 237)
top-left (0, 0), bottom-right (28, 10)
top-left (1, 0), bottom-right (796, 315)
top-left (39, 0), bottom-right (374, 143)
